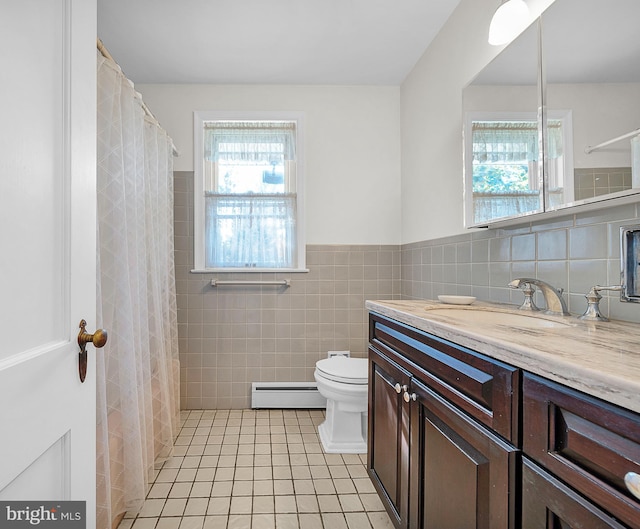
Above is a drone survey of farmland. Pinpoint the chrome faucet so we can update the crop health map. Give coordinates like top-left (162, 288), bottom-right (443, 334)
top-left (508, 278), bottom-right (570, 316)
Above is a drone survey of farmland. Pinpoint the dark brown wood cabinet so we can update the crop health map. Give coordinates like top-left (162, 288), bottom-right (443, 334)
top-left (523, 373), bottom-right (640, 529)
top-left (368, 345), bottom-right (412, 528)
top-left (368, 311), bottom-right (640, 529)
top-left (409, 378), bottom-right (518, 529)
top-left (522, 458), bottom-right (629, 529)
top-left (368, 313), bottom-right (519, 529)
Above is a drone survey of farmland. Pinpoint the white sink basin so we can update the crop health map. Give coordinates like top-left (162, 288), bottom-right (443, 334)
top-left (425, 307), bottom-right (573, 329)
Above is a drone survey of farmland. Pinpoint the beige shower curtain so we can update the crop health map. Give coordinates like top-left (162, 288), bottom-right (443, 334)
top-left (95, 50), bottom-right (180, 529)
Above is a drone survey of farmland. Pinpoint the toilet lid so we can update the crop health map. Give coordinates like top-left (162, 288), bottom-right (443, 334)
top-left (316, 357), bottom-right (368, 384)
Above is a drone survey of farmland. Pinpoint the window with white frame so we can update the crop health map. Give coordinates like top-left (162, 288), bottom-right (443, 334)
top-left (193, 112), bottom-right (306, 271)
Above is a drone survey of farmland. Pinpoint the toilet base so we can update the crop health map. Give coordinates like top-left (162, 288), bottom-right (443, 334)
top-left (317, 400), bottom-right (367, 454)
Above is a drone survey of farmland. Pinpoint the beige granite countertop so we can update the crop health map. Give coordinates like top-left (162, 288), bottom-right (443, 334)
top-left (366, 299), bottom-right (640, 414)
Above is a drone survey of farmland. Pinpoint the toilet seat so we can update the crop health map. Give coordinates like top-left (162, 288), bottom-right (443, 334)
top-left (315, 357), bottom-right (368, 385)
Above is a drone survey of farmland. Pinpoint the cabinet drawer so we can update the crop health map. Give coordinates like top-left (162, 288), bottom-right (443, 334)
top-left (522, 458), bottom-right (628, 529)
top-left (369, 312), bottom-right (519, 443)
top-left (523, 373), bottom-right (640, 528)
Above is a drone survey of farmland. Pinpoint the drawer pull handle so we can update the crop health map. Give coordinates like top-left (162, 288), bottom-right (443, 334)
top-left (624, 472), bottom-right (640, 500)
top-left (403, 392), bottom-right (417, 403)
top-left (394, 383), bottom-right (407, 394)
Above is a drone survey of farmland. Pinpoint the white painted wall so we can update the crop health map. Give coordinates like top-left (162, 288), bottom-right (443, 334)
top-left (135, 84), bottom-right (402, 245)
top-left (400, 0), bottom-right (555, 244)
top-left (549, 83), bottom-right (640, 169)
top-left (137, 0), bottom-right (567, 246)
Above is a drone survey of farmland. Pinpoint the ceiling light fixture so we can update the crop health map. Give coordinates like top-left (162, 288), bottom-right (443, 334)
top-left (488, 0), bottom-right (530, 46)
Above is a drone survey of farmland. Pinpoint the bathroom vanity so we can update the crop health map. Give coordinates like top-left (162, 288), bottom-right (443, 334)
top-left (366, 300), bottom-right (640, 529)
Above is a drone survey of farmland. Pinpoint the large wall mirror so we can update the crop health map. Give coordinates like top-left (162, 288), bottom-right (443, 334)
top-left (463, 0), bottom-right (640, 228)
top-left (463, 21), bottom-right (541, 227)
top-left (543, 0), bottom-right (640, 211)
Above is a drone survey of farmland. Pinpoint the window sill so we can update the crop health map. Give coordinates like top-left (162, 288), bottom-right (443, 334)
top-left (190, 268), bottom-right (310, 274)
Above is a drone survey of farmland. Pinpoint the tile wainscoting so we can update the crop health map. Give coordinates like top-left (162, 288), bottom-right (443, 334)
top-left (175, 171), bottom-right (640, 409)
top-left (174, 172), bottom-right (401, 409)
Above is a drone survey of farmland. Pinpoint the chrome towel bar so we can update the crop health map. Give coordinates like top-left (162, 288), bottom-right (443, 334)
top-left (211, 279), bottom-right (291, 287)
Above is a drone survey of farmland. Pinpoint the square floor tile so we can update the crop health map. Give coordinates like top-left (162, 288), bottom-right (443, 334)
top-left (184, 498), bottom-right (209, 516)
top-left (126, 409), bottom-right (395, 529)
top-left (274, 495), bottom-right (297, 514)
top-left (178, 516), bottom-right (205, 529)
top-left (206, 497), bottom-right (230, 516)
top-left (321, 513), bottom-right (348, 529)
top-left (317, 495), bottom-right (342, 513)
top-left (299, 513), bottom-right (323, 529)
top-left (155, 517), bottom-right (181, 529)
top-left (203, 516), bottom-right (228, 529)
top-left (227, 514), bottom-right (252, 529)
top-left (138, 499), bottom-right (165, 518)
top-left (161, 498), bottom-right (187, 517)
top-left (229, 496), bottom-right (252, 515)
top-left (345, 512), bottom-right (373, 529)
top-left (252, 513), bottom-right (276, 529)
top-left (253, 495), bottom-right (275, 514)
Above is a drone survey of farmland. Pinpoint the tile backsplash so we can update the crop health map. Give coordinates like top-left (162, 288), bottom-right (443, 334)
top-left (175, 171), bottom-right (640, 409)
top-left (401, 203), bottom-right (640, 324)
top-left (174, 172), bottom-right (401, 409)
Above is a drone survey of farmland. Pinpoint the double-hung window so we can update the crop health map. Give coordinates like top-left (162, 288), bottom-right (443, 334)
top-left (193, 112), bottom-right (305, 271)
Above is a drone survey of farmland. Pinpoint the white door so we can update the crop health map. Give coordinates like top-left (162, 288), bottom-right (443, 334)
top-left (0, 0), bottom-right (98, 526)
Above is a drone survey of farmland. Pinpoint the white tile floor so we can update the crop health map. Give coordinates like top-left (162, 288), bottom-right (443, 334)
top-left (117, 409), bottom-right (394, 529)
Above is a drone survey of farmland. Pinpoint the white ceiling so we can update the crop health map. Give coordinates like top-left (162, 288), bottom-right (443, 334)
top-left (97, 0), bottom-right (462, 85)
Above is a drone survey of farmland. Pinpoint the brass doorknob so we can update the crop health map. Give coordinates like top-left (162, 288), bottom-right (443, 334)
top-left (77, 319), bottom-right (108, 382)
top-left (78, 324), bottom-right (108, 349)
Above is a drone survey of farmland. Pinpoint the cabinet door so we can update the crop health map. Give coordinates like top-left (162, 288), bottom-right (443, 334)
top-left (368, 346), bottom-right (412, 528)
top-left (522, 458), bottom-right (628, 529)
top-left (409, 378), bottom-right (518, 529)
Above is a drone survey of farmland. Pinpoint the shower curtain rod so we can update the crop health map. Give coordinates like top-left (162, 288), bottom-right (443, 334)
top-left (97, 38), bottom-right (180, 157)
top-left (585, 127), bottom-right (640, 154)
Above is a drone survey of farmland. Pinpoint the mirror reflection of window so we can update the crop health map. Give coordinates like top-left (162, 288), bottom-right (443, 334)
top-left (469, 116), bottom-right (540, 225)
top-left (463, 0), bottom-right (640, 227)
top-left (461, 17), bottom-right (539, 227)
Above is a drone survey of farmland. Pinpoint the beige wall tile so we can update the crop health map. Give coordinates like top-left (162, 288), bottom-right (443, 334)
top-left (175, 171), bottom-right (640, 409)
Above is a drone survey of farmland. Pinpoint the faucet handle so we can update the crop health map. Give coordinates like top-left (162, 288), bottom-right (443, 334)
top-left (516, 282), bottom-right (540, 312)
top-left (578, 285), bottom-right (622, 321)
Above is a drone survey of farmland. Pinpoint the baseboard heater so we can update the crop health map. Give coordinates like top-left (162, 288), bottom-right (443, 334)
top-left (251, 382), bottom-right (326, 409)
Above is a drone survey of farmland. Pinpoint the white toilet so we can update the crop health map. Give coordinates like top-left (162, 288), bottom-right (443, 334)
top-left (314, 356), bottom-right (369, 454)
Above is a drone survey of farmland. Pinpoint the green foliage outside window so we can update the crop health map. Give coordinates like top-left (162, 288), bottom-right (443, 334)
top-left (472, 163), bottom-right (530, 193)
